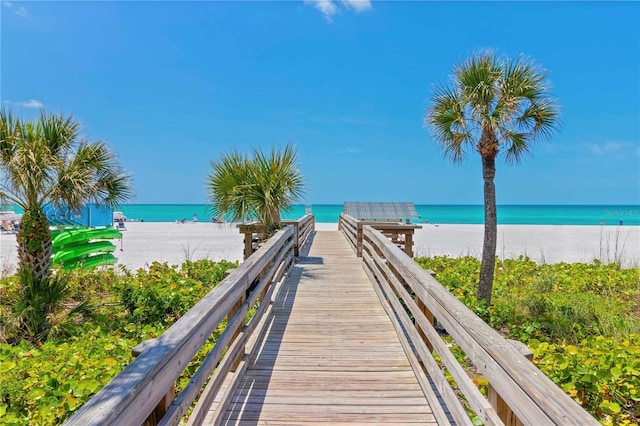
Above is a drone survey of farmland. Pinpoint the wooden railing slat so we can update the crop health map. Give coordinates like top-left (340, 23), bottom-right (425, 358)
top-left (358, 223), bottom-right (599, 426)
top-left (65, 220), bottom-right (308, 426)
top-left (361, 245), bottom-right (474, 426)
top-left (362, 237), bottom-right (500, 426)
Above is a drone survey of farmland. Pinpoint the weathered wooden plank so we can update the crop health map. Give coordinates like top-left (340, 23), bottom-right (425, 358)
top-left (65, 227), bottom-right (295, 426)
top-left (225, 412), bottom-right (436, 423)
top-left (231, 389), bottom-right (427, 399)
top-left (215, 231), bottom-right (440, 424)
top-left (363, 225), bottom-right (599, 426)
top-left (230, 422), bottom-right (430, 426)
top-left (363, 243), bottom-right (482, 426)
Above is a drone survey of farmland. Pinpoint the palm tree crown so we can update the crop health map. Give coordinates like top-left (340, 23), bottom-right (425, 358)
top-left (0, 109), bottom-right (134, 278)
top-left (428, 54), bottom-right (558, 164)
top-left (426, 53), bottom-right (559, 305)
top-left (207, 143), bottom-right (305, 236)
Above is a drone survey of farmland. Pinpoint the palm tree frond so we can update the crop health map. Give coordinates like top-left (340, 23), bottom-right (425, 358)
top-left (503, 131), bottom-right (532, 165)
top-left (207, 143), bottom-right (305, 232)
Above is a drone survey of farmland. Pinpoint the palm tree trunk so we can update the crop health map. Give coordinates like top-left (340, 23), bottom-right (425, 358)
top-left (16, 207), bottom-right (53, 280)
top-left (478, 153), bottom-right (497, 305)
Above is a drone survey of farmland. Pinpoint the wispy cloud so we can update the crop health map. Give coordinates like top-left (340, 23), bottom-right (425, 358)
top-left (304, 0), bottom-right (372, 22)
top-left (342, 0), bottom-right (372, 13)
top-left (4, 99), bottom-right (45, 109)
top-left (2, 1), bottom-right (28, 17)
top-left (588, 141), bottom-right (639, 158)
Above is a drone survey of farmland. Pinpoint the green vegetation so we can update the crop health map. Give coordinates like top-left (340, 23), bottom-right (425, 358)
top-left (415, 256), bottom-right (640, 425)
top-left (0, 259), bottom-right (237, 424)
top-left (207, 143), bottom-right (305, 238)
top-left (425, 54), bottom-right (559, 305)
top-left (0, 109), bottom-right (133, 344)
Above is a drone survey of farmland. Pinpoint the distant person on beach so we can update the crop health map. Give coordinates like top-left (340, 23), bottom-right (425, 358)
top-left (192, 214), bottom-right (198, 222)
top-left (620, 219), bottom-right (624, 226)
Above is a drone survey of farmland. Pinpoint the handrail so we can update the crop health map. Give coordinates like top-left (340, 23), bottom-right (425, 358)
top-left (360, 225), bottom-right (599, 426)
top-left (339, 213), bottom-right (421, 257)
top-left (64, 217), bottom-right (312, 426)
top-left (239, 214), bottom-right (315, 259)
top-left (282, 213), bottom-right (315, 255)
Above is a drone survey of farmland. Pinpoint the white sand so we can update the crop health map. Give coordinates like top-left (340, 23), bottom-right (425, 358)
top-left (1, 222), bottom-right (638, 273)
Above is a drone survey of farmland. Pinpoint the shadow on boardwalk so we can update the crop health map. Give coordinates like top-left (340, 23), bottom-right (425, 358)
top-left (218, 231), bottom-right (438, 424)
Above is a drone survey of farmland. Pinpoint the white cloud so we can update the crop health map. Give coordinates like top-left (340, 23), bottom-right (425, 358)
top-left (588, 141), bottom-right (639, 157)
top-left (3, 1), bottom-right (28, 17)
top-left (4, 99), bottom-right (45, 109)
top-left (305, 0), bottom-right (372, 22)
top-left (342, 0), bottom-right (372, 13)
top-left (305, 0), bottom-right (337, 22)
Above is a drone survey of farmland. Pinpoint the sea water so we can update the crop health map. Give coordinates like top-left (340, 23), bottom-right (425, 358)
top-left (116, 204), bottom-right (640, 226)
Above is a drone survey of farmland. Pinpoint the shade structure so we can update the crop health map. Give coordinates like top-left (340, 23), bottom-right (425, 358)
top-left (342, 202), bottom-right (420, 222)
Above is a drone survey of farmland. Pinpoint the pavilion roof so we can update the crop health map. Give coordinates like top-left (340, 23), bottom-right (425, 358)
top-left (342, 202), bottom-right (420, 221)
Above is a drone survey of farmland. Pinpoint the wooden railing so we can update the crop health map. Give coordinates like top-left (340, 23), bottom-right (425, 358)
top-left (338, 213), bottom-right (421, 257)
top-left (65, 216), bottom-right (313, 426)
top-left (359, 224), bottom-right (599, 426)
top-left (239, 213), bottom-right (315, 259)
top-left (282, 213), bottom-right (315, 256)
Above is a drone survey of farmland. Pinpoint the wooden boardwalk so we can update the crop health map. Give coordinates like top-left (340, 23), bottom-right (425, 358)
top-left (215, 231), bottom-right (439, 425)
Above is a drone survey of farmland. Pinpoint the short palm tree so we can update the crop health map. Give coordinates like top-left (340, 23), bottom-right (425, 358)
top-left (0, 109), bottom-right (133, 280)
top-left (425, 53), bottom-right (559, 305)
top-left (207, 143), bottom-right (305, 237)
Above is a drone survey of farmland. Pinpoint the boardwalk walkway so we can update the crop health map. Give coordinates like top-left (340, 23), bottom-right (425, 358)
top-left (215, 231), bottom-right (439, 424)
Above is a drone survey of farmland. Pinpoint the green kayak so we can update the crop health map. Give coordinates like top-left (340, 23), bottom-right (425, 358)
top-left (61, 253), bottom-right (117, 270)
top-left (53, 240), bottom-right (116, 264)
top-left (53, 227), bottom-right (121, 249)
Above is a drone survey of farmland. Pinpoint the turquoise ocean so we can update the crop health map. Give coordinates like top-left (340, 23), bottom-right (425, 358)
top-left (116, 204), bottom-right (640, 226)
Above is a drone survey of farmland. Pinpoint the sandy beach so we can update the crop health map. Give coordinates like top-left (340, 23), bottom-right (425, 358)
top-left (1, 222), bottom-right (638, 273)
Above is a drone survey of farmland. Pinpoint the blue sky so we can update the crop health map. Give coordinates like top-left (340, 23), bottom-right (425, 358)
top-left (2, 1), bottom-right (639, 205)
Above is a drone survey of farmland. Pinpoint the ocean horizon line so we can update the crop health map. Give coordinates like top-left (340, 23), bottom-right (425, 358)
top-left (5, 203), bottom-right (639, 225)
top-left (115, 204), bottom-right (640, 226)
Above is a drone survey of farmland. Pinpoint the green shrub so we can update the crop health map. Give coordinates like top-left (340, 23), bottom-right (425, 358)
top-left (530, 335), bottom-right (640, 423)
top-left (0, 258), bottom-right (236, 424)
top-left (1, 266), bottom-right (93, 344)
top-left (115, 260), bottom-right (236, 326)
top-left (415, 256), bottom-right (640, 424)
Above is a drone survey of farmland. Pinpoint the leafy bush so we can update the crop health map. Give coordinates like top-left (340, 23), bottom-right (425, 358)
top-left (0, 258), bottom-right (236, 425)
top-left (116, 259), bottom-right (237, 326)
top-left (530, 336), bottom-right (640, 423)
top-left (1, 266), bottom-right (93, 344)
top-left (415, 256), bottom-right (640, 424)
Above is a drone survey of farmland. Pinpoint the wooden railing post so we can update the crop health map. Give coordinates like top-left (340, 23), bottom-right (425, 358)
top-left (356, 222), bottom-right (363, 257)
top-left (228, 292), bottom-right (246, 372)
top-left (488, 339), bottom-right (534, 426)
top-left (243, 232), bottom-right (253, 260)
top-left (132, 340), bottom-right (174, 426)
top-left (415, 270), bottom-right (436, 352)
top-left (404, 230), bottom-right (414, 257)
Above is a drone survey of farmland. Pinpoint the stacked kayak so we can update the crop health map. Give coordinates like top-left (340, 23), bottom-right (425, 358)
top-left (52, 227), bottom-right (122, 270)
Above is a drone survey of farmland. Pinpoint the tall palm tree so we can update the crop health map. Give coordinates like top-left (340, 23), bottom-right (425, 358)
top-left (425, 53), bottom-right (559, 305)
top-left (207, 143), bottom-right (305, 237)
top-left (0, 109), bottom-right (133, 280)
